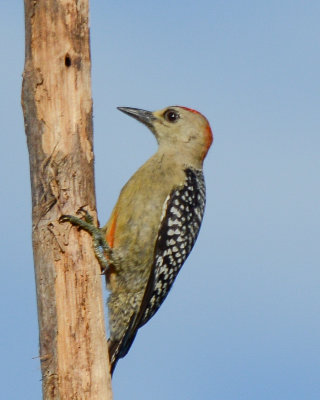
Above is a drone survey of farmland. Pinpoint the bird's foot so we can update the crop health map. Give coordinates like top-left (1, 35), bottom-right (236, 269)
top-left (59, 207), bottom-right (111, 274)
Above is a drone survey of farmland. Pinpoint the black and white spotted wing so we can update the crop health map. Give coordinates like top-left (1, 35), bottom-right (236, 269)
top-left (137, 168), bottom-right (206, 328)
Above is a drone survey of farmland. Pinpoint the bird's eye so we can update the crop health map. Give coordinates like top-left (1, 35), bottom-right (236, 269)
top-left (163, 109), bottom-right (180, 123)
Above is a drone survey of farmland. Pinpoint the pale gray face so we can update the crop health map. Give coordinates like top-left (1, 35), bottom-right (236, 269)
top-left (117, 105), bottom-right (213, 163)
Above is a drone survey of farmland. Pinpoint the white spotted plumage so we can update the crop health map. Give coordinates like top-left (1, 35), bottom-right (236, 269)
top-left (138, 168), bottom-right (206, 327)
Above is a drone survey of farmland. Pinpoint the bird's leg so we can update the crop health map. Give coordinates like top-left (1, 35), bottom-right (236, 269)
top-left (59, 207), bottom-right (112, 274)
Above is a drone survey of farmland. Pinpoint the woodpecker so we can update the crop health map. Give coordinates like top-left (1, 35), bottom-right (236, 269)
top-left (60, 106), bottom-right (213, 374)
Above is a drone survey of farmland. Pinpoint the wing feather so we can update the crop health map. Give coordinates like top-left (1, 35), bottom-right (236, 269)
top-left (109, 168), bottom-right (206, 373)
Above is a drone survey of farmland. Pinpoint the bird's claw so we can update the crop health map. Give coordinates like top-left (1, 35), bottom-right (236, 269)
top-left (59, 208), bottom-right (112, 274)
top-left (76, 206), bottom-right (95, 225)
top-left (59, 214), bottom-right (72, 223)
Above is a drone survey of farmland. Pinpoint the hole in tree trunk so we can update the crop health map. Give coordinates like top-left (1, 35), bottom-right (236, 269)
top-left (65, 54), bottom-right (71, 67)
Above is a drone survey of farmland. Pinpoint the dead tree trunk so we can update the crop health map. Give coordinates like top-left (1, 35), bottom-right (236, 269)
top-left (21, 1), bottom-right (112, 398)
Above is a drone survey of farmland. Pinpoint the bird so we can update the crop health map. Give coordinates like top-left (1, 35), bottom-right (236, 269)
top-left (60, 105), bottom-right (213, 374)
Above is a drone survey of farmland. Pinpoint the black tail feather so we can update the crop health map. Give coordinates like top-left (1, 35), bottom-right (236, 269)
top-left (108, 313), bottom-right (139, 375)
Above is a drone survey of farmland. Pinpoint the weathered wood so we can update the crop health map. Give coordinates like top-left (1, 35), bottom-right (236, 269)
top-left (21, 1), bottom-right (112, 398)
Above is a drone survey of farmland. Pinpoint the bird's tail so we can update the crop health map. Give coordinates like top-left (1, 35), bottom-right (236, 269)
top-left (108, 313), bottom-right (139, 375)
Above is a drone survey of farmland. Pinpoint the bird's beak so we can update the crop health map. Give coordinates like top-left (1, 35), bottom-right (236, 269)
top-left (117, 107), bottom-right (156, 128)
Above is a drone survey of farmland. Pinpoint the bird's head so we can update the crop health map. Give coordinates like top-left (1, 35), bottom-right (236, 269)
top-left (118, 106), bottom-right (213, 166)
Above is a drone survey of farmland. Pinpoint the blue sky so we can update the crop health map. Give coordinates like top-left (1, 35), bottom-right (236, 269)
top-left (1, 1), bottom-right (319, 399)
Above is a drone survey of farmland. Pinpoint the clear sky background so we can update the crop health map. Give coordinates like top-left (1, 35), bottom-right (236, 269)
top-left (1, 1), bottom-right (319, 399)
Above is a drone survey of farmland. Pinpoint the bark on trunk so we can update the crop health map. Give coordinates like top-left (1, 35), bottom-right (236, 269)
top-left (21, 1), bottom-right (112, 398)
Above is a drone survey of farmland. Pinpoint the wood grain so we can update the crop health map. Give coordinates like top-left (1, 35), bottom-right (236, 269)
top-left (22, 1), bottom-right (112, 398)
